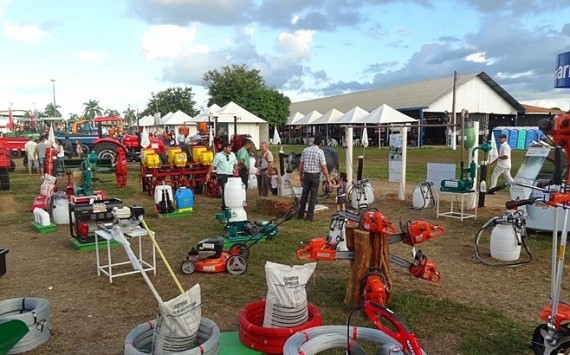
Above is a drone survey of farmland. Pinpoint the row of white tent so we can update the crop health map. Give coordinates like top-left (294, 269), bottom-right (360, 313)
top-left (286, 104), bottom-right (418, 126)
top-left (137, 101), bottom-right (268, 127)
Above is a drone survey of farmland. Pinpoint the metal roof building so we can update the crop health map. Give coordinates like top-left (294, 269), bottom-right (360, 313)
top-left (290, 72), bottom-right (525, 145)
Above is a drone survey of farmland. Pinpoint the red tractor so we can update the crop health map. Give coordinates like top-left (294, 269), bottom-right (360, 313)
top-left (0, 142), bottom-right (15, 190)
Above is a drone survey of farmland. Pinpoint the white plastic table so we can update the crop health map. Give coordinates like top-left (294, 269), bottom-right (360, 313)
top-left (95, 227), bottom-right (156, 283)
top-left (436, 191), bottom-right (478, 221)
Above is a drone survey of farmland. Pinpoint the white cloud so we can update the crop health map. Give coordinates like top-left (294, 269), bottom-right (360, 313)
top-left (0, 0), bottom-right (12, 16)
top-left (77, 50), bottom-right (109, 62)
top-left (3, 22), bottom-right (49, 43)
top-left (276, 30), bottom-right (315, 60)
top-left (141, 24), bottom-right (206, 60)
top-left (291, 15), bottom-right (299, 25)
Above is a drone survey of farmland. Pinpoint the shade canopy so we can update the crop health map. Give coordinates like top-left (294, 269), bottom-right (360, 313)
top-left (190, 102), bottom-right (265, 123)
top-left (286, 112), bottom-right (304, 125)
top-left (336, 106), bottom-right (369, 124)
top-left (159, 112), bottom-right (174, 124)
top-left (312, 108), bottom-right (344, 125)
top-left (295, 110), bottom-right (322, 125)
top-left (161, 110), bottom-right (194, 125)
top-left (354, 104), bottom-right (417, 124)
top-left (191, 104), bottom-right (222, 123)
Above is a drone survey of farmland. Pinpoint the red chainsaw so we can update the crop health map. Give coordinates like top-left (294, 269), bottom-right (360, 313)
top-left (296, 209), bottom-right (444, 294)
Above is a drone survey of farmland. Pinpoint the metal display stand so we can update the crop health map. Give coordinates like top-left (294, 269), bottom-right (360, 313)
top-left (95, 227), bottom-right (156, 283)
top-left (436, 190), bottom-right (477, 221)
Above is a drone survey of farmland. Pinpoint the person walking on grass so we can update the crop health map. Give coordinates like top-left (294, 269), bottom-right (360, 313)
top-left (297, 136), bottom-right (331, 222)
top-left (490, 134), bottom-right (514, 190)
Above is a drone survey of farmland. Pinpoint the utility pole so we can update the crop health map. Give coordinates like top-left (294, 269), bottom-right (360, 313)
top-left (451, 71), bottom-right (457, 150)
top-left (50, 79), bottom-right (56, 117)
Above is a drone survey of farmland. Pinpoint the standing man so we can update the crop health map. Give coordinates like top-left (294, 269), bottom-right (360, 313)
top-left (24, 136), bottom-right (37, 175)
top-left (297, 136), bottom-right (331, 222)
top-left (206, 142), bottom-right (238, 211)
top-left (257, 142), bottom-right (274, 197)
top-left (35, 137), bottom-right (48, 177)
top-left (237, 139), bottom-right (253, 187)
top-left (490, 134), bottom-right (514, 189)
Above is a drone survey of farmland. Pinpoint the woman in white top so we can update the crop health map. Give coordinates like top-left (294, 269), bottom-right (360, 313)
top-left (55, 139), bottom-right (65, 175)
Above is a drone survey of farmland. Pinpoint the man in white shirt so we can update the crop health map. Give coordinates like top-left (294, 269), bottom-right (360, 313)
top-left (24, 136), bottom-right (38, 175)
top-left (490, 134), bottom-right (514, 189)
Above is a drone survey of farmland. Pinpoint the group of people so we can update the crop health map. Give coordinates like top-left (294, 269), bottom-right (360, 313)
top-left (206, 139), bottom-right (280, 211)
top-left (23, 136), bottom-right (87, 176)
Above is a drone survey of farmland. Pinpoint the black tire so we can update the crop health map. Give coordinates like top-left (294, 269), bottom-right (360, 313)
top-left (93, 142), bottom-right (118, 161)
top-left (0, 167), bottom-right (10, 191)
top-left (531, 324), bottom-right (570, 354)
top-left (79, 144), bottom-right (90, 157)
top-left (9, 160), bottom-right (15, 173)
top-left (9, 150), bottom-right (21, 159)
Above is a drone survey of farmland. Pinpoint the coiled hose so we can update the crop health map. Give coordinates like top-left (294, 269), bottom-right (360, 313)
top-left (282, 325), bottom-right (427, 355)
top-left (0, 297), bottom-right (51, 354)
top-left (124, 317), bottom-right (220, 355)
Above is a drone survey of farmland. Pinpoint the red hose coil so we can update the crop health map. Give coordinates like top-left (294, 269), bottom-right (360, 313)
top-left (238, 300), bottom-right (322, 355)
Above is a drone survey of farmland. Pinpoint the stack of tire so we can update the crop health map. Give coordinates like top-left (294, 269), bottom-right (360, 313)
top-left (239, 300), bottom-right (322, 354)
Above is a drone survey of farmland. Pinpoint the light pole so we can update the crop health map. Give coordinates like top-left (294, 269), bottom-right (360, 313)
top-left (50, 79), bottom-right (56, 117)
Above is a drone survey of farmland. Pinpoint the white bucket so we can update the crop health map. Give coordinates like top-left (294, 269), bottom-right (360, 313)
top-left (490, 223), bottom-right (521, 261)
top-left (279, 173), bottom-right (293, 197)
top-left (350, 182), bottom-right (374, 209)
top-left (33, 207), bottom-right (51, 226)
top-left (224, 177), bottom-right (247, 222)
top-left (51, 193), bottom-right (70, 225)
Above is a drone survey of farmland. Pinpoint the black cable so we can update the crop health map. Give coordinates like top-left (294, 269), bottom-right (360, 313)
top-left (346, 305), bottom-right (364, 354)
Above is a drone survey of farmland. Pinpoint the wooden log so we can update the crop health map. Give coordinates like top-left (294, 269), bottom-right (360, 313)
top-left (256, 196), bottom-right (294, 216)
top-left (344, 229), bottom-right (371, 305)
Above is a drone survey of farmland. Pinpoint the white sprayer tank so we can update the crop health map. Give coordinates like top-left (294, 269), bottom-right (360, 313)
top-left (154, 185), bottom-right (174, 205)
top-left (33, 207), bottom-right (51, 226)
top-left (51, 192), bottom-right (70, 224)
top-left (490, 222), bottom-right (521, 261)
top-left (224, 177), bottom-right (247, 222)
top-left (412, 183), bottom-right (431, 209)
top-left (350, 182), bottom-right (374, 209)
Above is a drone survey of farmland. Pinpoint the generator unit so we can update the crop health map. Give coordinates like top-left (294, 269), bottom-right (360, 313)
top-left (68, 198), bottom-right (123, 243)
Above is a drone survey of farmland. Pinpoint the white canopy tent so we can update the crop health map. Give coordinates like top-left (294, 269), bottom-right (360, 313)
top-left (336, 106), bottom-right (369, 124)
top-left (354, 104), bottom-right (417, 124)
top-left (286, 112), bottom-right (304, 125)
top-left (191, 104), bottom-right (222, 122)
top-left (138, 115), bottom-right (156, 127)
top-left (295, 110), bottom-right (322, 125)
top-left (187, 101), bottom-right (269, 147)
top-left (159, 112), bottom-right (174, 125)
top-left (312, 108), bottom-right (344, 125)
top-left (162, 110), bottom-right (193, 125)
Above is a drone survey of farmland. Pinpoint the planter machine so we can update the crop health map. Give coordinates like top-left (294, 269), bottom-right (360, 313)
top-left (180, 202), bottom-right (298, 276)
top-left (296, 209), bottom-right (444, 306)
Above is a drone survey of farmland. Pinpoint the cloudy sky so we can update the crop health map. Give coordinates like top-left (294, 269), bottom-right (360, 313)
top-left (1, 0), bottom-right (569, 117)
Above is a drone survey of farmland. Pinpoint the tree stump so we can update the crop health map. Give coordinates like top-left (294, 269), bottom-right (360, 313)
top-left (344, 229), bottom-right (371, 304)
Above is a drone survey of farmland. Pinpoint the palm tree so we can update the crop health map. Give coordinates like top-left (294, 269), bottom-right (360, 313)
top-left (123, 107), bottom-right (136, 125)
top-left (82, 99), bottom-right (103, 121)
top-left (104, 108), bottom-right (121, 117)
top-left (45, 103), bottom-right (62, 117)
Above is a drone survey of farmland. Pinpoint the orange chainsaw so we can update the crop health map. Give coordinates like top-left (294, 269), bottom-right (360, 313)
top-left (296, 211), bottom-right (444, 284)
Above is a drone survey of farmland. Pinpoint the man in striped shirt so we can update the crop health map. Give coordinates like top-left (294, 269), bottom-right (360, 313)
top-left (297, 136), bottom-right (331, 221)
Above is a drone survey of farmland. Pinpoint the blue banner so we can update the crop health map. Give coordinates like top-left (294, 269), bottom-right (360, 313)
top-left (554, 51), bottom-right (570, 88)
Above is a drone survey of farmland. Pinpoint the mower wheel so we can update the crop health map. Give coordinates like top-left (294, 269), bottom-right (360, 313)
top-left (226, 255), bottom-right (247, 275)
top-left (229, 243), bottom-right (250, 259)
top-left (181, 260), bottom-right (196, 275)
top-left (531, 324), bottom-right (570, 354)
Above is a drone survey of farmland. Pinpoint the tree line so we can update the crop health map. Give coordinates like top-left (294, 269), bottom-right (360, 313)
top-left (34, 64), bottom-right (291, 128)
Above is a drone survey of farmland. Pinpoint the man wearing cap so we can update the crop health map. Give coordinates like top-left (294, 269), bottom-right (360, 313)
top-left (297, 136), bottom-right (331, 222)
top-left (206, 142), bottom-right (238, 210)
top-left (490, 134), bottom-right (514, 189)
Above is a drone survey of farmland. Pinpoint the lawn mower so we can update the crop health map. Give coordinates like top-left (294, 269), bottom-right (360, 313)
top-left (215, 206), bottom-right (279, 243)
top-left (296, 209), bottom-right (444, 306)
top-left (181, 201), bottom-right (298, 276)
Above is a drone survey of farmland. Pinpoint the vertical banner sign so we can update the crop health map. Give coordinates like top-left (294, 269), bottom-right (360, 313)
top-left (554, 51), bottom-right (570, 88)
top-left (389, 134), bottom-right (403, 182)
